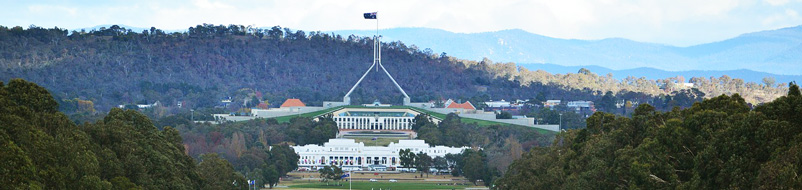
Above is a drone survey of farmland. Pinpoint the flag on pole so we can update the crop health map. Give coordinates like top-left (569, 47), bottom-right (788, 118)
top-left (363, 12), bottom-right (377, 19)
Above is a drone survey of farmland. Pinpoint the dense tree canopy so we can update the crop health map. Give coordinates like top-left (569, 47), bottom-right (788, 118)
top-left (0, 79), bottom-right (258, 189)
top-left (496, 83), bottom-right (802, 189)
top-left (0, 24), bottom-right (769, 118)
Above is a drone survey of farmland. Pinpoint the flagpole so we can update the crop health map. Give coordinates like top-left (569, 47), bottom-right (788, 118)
top-left (348, 153), bottom-right (351, 190)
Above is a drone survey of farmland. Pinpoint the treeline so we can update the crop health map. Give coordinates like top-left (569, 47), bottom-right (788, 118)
top-left (0, 24), bottom-right (706, 116)
top-left (0, 79), bottom-right (247, 189)
top-left (412, 113), bottom-right (552, 178)
top-left (172, 117), bottom-right (337, 187)
top-left (481, 59), bottom-right (787, 105)
top-left (496, 83), bottom-right (802, 189)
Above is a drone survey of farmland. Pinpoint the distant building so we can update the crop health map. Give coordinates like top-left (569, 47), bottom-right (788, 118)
top-left (137, 101), bottom-right (159, 109)
top-left (293, 139), bottom-right (469, 171)
top-left (484, 99), bottom-right (522, 113)
top-left (362, 100), bottom-right (392, 107)
top-left (566, 101), bottom-right (594, 111)
top-left (543, 100), bottom-right (561, 108)
top-left (332, 107), bottom-right (425, 131)
top-left (280, 98), bottom-right (306, 108)
top-left (445, 100), bottom-right (476, 110)
top-left (219, 97), bottom-right (233, 108)
top-left (257, 102), bottom-right (269, 109)
top-left (484, 100), bottom-right (511, 108)
top-left (567, 101), bottom-right (596, 117)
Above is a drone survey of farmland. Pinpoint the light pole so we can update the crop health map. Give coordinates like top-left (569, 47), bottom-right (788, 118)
top-left (559, 113), bottom-right (563, 132)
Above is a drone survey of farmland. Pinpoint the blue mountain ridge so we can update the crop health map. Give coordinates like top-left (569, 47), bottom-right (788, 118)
top-left (518, 63), bottom-right (800, 85)
top-left (331, 26), bottom-right (802, 82)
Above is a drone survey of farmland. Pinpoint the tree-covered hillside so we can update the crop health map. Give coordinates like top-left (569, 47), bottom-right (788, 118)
top-left (0, 79), bottom-right (254, 189)
top-left (0, 24), bottom-right (784, 118)
top-left (0, 24), bottom-right (597, 112)
top-left (496, 83), bottom-right (802, 189)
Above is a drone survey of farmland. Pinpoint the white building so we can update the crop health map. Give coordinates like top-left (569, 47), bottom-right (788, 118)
top-left (331, 107), bottom-right (425, 131)
top-left (484, 100), bottom-right (511, 108)
top-left (293, 139), bottom-right (469, 171)
top-left (544, 100), bottom-right (561, 108)
top-left (566, 101), bottom-right (593, 109)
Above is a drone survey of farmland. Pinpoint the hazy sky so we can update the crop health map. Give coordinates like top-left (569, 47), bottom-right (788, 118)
top-left (1, 0), bottom-right (800, 46)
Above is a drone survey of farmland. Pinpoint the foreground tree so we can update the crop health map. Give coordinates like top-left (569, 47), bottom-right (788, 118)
top-left (415, 152), bottom-right (433, 177)
top-left (496, 83), bottom-right (802, 189)
top-left (0, 79), bottom-right (102, 189)
top-left (198, 153), bottom-right (247, 190)
top-left (318, 165), bottom-right (344, 186)
top-left (0, 79), bottom-right (244, 189)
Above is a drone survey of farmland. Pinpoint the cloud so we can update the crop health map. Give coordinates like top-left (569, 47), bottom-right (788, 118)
top-left (764, 0), bottom-right (790, 6)
top-left (2, 0), bottom-right (801, 46)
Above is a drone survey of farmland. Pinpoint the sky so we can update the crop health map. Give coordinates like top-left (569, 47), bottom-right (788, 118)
top-left (1, 0), bottom-right (801, 47)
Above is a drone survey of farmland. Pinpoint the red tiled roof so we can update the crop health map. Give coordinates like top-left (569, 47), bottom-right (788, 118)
top-left (280, 99), bottom-right (306, 108)
top-left (447, 101), bottom-right (475, 110)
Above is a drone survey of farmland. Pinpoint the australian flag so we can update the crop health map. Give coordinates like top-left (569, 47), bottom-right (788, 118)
top-left (363, 12), bottom-right (377, 19)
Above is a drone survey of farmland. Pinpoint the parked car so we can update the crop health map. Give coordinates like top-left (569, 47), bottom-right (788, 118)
top-left (389, 179), bottom-right (397, 182)
top-left (369, 179), bottom-right (378, 182)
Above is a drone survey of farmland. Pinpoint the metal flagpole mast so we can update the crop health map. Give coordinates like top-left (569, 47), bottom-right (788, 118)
top-left (375, 12), bottom-right (379, 72)
top-left (348, 164), bottom-right (354, 190)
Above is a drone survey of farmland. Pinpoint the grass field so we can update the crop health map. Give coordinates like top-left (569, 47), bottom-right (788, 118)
top-left (273, 106), bottom-right (345, 123)
top-left (284, 170), bottom-right (484, 189)
top-left (271, 105), bottom-right (555, 135)
top-left (350, 137), bottom-right (408, 146)
top-left (287, 181), bottom-right (472, 189)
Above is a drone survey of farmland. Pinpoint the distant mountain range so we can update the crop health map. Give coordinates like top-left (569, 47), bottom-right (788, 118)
top-left (332, 26), bottom-right (802, 83)
top-left (73, 24), bottom-right (185, 34)
top-left (517, 63), bottom-right (800, 86)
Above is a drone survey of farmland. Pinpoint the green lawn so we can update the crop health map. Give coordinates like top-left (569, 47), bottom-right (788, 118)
top-left (405, 107), bottom-right (555, 134)
top-left (271, 105), bottom-right (555, 135)
top-left (273, 106), bottom-right (345, 123)
top-left (288, 181), bottom-right (471, 190)
top-left (350, 137), bottom-right (408, 146)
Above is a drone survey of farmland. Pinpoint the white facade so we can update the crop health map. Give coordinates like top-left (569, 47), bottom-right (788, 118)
top-left (566, 101), bottom-right (593, 108)
top-left (293, 139), bottom-right (469, 170)
top-left (331, 108), bottom-right (422, 131)
top-left (484, 100), bottom-right (511, 107)
top-left (333, 117), bottom-right (414, 130)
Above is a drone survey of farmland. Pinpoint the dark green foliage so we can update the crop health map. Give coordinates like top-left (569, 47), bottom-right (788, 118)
top-left (318, 165), bottom-right (345, 185)
top-left (0, 79), bottom-right (100, 189)
top-left (495, 111), bottom-right (512, 119)
top-left (197, 153), bottom-right (247, 190)
top-left (0, 79), bottom-right (245, 189)
top-left (447, 149), bottom-right (498, 187)
top-left (496, 86), bottom-right (802, 189)
top-left (399, 149), bottom-right (416, 169)
top-left (83, 108), bottom-right (201, 189)
top-left (261, 164), bottom-right (280, 188)
top-left (5, 78), bottom-right (59, 113)
top-left (415, 113), bottom-right (553, 177)
top-left (415, 152), bottom-right (433, 177)
top-left (176, 116), bottom-right (335, 161)
top-left (1, 25), bottom-right (618, 114)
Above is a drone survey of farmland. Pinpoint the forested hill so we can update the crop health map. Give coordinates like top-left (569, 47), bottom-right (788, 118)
top-left (497, 84), bottom-right (802, 189)
top-left (0, 24), bottom-right (784, 114)
top-left (0, 24), bottom-right (599, 112)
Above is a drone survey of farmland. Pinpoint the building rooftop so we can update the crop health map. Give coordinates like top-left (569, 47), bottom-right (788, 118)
top-left (446, 101), bottom-right (476, 110)
top-left (339, 111), bottom-right (415, 117)
top-left (280, 98), bottom-right (306, 108)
